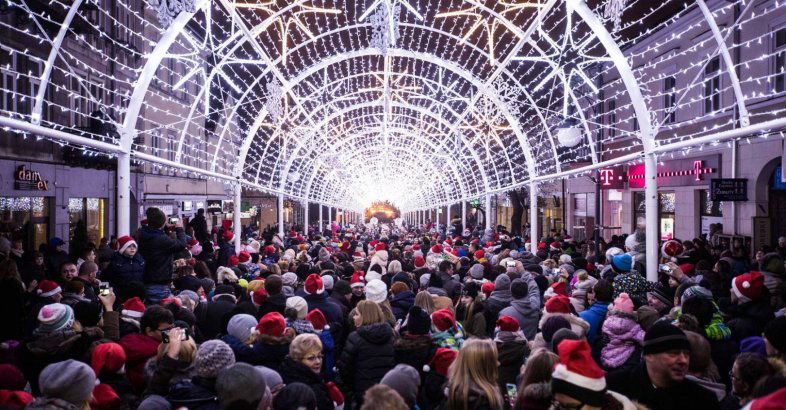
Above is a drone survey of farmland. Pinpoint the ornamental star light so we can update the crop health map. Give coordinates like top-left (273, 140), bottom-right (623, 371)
top-left (513, 2), bottom-right (612, 117)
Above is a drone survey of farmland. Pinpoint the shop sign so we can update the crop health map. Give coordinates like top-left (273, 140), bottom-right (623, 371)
top-left (598, 166), bottom-right (626, 189)
top-left (753, 217), bottom-right (771, 254)
top-left (14, 165), bottom-right (50, 191)
top-left (628, 154), bottom-right (721, 188)
top-left (710, 178), bottom-right (748, 201)
top-left (207, 200), bottom-right (222, 214)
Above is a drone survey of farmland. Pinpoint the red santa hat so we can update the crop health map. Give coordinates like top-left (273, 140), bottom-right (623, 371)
top-left (551, 340), bottom-right (607, 407)
top-left (550, 241), bottom-right (562, 250)
top-left (423, 348), bottom-right (458, 376)
top-left (473, 250), bottom-right (485, 260)
top-left (661, 240), bottom-right (684, 262)
top-left (413, 255), bottom-right (426, 268)
top-left (256, 312), bottom-right (286, 337)
top-left (496, 315), bottom-right (520, 333)
top-left (350, 271), bottom-right (365, 288)
top-left (91, 342), bottom-right (126, 376)
top-left (375, 242), bottom-right (387, 252)
top-left (732, 271), bottom-right (765, 303)
top-left (431, 308), bottom-right (456, 332)
top-left (227, 255), bottom-right (240, 267)
top-left (304, 274), bottom-right (325, 295)
top-left (537, 242), bottom-right (547, 251)
top-left (412, 244), bottom-right (421, 251)
top-left (306, 308), bottom-right (329, 331)
top-left (264, 245), bottom-right (276, 255)
top-left (0, 390), bottom-right (34, 408)
top-left (238, 251), bottom-right (251, 264)
top-left (37, 280), bottom-right (61, 298)
top-left (121, 297), bottom-right (145, 319)
top-left (289, 230), bottom-right (297, 238)
top-left (252, 287), bottom-right (268, 306)
top-left (545, 294), bottom-right (572, 314)
top-left (549, 281), bottom-right (568, 297)
top-left (223, 230), bottom-right (234, 242)
top-left (431, 245), bottom-right (442, 254)
top-left (118, 236), bottom-right (137, 254)
top-left (481, 281), bottom-right (495, 296)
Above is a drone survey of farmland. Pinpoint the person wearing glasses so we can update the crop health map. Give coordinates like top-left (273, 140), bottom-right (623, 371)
top-left (279, 333), bottom-right (343, 410)
top-left (118, 306), bottom-right (174, 392)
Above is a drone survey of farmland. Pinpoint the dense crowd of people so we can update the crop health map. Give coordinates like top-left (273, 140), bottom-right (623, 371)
top-left (0, 205), bottom-right (786, 409)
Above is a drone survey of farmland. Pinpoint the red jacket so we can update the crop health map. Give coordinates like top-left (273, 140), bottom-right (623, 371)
top-left (119, 333), bottom-right (159, 391)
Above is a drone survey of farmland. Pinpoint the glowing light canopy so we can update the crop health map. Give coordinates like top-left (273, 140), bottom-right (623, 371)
top-left (2, 0), bottom-right (786, 214)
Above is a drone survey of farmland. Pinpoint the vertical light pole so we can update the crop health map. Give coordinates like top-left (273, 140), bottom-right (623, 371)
top-left (233, 183), bottom-right (242, 252)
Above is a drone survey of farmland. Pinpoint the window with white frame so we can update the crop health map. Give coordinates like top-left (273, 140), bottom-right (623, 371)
top-left (704, 56), bottom-right (721, 114)
top-left (664, 75), bottom-right (676, 123)
top-left (775, 27), bottom-right (786, 93)
top-left (1, 46), bottom-right (17, 114)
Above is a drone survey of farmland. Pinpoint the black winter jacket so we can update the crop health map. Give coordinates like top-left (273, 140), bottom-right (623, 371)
top-left (137, 226), bottom-right (186, 285)
top-left (339, 322), bottom-right (396, 402)
top-left (167, 376), bottom-right (219, 410)
top-left (304, 292), bottom-right (344, 326)
top-left (198, 294), bottom-right (237, 340)
top-left (393, 333), bottom-right (437, 379)
top-left (101, 251), bottom-right (145, 290)
top-left (727, 298), bottom-right (774, 342)
top-left (279, 356), bottom-right (335, 410)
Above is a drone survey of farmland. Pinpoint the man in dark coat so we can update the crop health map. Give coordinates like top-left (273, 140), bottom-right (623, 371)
top-left (199, 285), bottom-right (238, 340)
top-left (258, 275), bottom-right (287, 317)
top-left (44, 237), bottom-right (70, 279)
top-left (607, 322), bottom-right (719, 410)
top-left (436, 260), bottom-right (461, 301)
top-left (188, 208), bottom-right (210, 243)
top-left (136, 207), bottom-right (186, 304)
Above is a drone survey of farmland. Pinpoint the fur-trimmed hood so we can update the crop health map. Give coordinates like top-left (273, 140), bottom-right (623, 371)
top-left (538, 311), bottom-right (590, 337)
top-left (256, 327), bottom-right (295, 345)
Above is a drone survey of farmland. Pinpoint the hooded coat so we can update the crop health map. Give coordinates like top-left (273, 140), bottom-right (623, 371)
top-left (339, 322), bottom-right (396, 402)
top-left (389, 290), bottom-right (415, 321)
top-left (599, 310), bottom-right (644, 371)
top-left (499, 272), bottom-right (541, 340)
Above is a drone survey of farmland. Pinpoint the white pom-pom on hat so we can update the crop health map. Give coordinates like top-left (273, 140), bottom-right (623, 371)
top-left (423, 364), bottom-right (430, 372)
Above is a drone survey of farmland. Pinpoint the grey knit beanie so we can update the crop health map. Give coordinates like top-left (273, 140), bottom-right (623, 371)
top-left (39, 359), bottom-right (95, 405)
top-left (470, 263), bottom-right (485, 280)
top-left (227, 314), bottom-right (257, 343)
top-left (195, 340), bottom-right (236, 379)
top-left (216, 363), bottom-right (267, 409)
top-left (381, 364), bottom-right (420, 408)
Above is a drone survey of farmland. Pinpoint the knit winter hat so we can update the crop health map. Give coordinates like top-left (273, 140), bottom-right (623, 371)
top-left (0, 390), bottom-right (33, 408)
top-left (36, 280), bottom-right (61, 298)
top-left (216, 363), bottom-right (267, 410)
top-left (257, 312), bottom-right (286, 337)
top-left (463, 281), bottom-right (480, 299)
top-left (381, 364), bottom-right (421, 408)
top-left (760, 253), bottom-right (786, 275)
top-left (255, 366), bottom-right (283, 390)
top-left (732, 271), bottom-right (765, 303)
top-left (227, 314), bottom-right (257, 342)
top-left (473, 250), bottom-right (485, 260)
top-left (304, 274), bottom-right (324, 295)
top-left (559, 264), bottom-right (575, 276)
top-left (286, 296), bottom-right (308, 320)
top-left (764, 316), bottom-right (786, 354)
top-left (739, 336), bottom-right (768, 357)
top-left (39, 359), bottom-right (96, 405)
top-left (405, 305), bottom-right (431, 335)
top-left (496, 315), bottom-right (519, 332)
top-left (423, 348), bottom-right (457, 377)
top-left (365, 279), bottom-right (388, 303)
top-left (481, 281), bottom-right (495, 296)
top-left (321, 274), bottom-right (334, 290)
top-left (643, 322), bottom-right (691, 355)
top-left (610, 292), bottom-right (635, 313)
top-left (431, 308), bottom-right (456, 332)
top-left (611, 254), bottom-right (632, 272)
top-left (350, 271), bottom-right (365, 288)
top-left (195, 340), bottom-right (236, 379)
top-left (37, 303), bottom-right (74, 333)
top-left (551, 340), bottom-right (607, 407)
top-left (545, 294), bottom-right (571, 314)
top-left (648, 283), bottom-right (674, 309)
top-left (91, 343), bottom-right (126, 376)
top-left (494, 274), bottom-right (511, 291)
top-left (118, 235), bottom-right (137, 254)
top-left (306, 309), bottom-right (328, 331)
top-left (470, 263), bottom-right (485, 280)
top-left (281, 272), bottom-right (298, 287)
top-left (542, 315), bottom-right (571, 343)
top-left (550, 328), bottom-right (581, 354)
top-left (681, 285), bottom-right (713, 303)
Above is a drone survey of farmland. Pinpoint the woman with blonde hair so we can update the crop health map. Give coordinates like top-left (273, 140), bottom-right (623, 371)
top-left (279, 333), bottom-right (342, 410)
top-left (340, 300), bottom-right (396, 408)
top-left (414, 290), bottom-right (436, 314)
top-left (446, 338), bottom-right (504, 410)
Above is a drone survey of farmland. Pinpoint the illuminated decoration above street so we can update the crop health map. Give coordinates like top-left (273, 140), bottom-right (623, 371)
top-left (1, 0), bottom-right (786, 215)
top-left (364, 200), bottom-right (401, 222)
